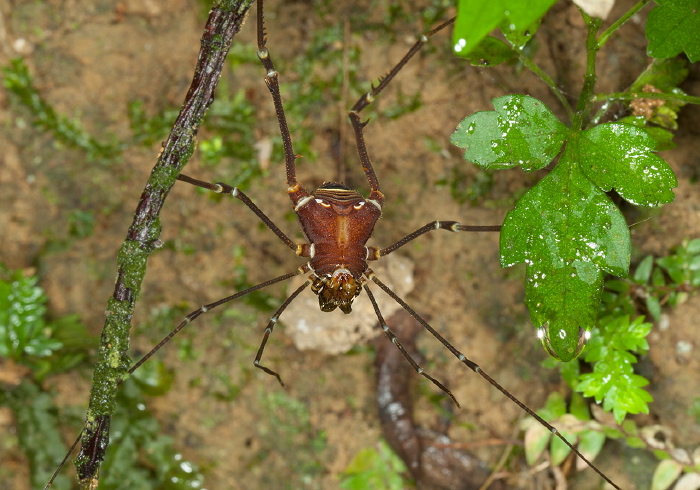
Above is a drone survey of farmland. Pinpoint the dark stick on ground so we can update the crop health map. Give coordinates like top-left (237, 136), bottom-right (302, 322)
top-left (69, 1), bottom-right (256, 487)
top-left (373, 310), bottom-right (506, 490)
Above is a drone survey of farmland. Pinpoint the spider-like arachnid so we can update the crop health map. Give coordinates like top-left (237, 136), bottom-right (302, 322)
top-left (47, 1), bottom-right (621, 488)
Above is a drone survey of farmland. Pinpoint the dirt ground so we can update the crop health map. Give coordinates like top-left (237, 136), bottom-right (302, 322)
top-left (1, 0), bottom-right (699, 489)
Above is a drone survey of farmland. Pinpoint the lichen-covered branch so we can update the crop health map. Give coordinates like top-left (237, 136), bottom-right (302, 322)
top-left (74, 1), bottom-right (255, 486)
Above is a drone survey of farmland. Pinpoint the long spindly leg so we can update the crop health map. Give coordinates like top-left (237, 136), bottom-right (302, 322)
top-left (46, 266), bottom-right (311, 487)
top-left (363, 279), bottom-right (459, 407)
top-left (129, 265), bottom-right (310, 376)
top-left (366, 271), bottom-right (621, 490)
top-left (255, 0), bottom-right (310, 207)
top-left (253, 277), bottom-right (312, 386)
top-left (348, 18), bottom-right (456, 206)
top-left (367, 221), bottom-right (502, 260)
top-left (176, 174), bottom-right (314, 258)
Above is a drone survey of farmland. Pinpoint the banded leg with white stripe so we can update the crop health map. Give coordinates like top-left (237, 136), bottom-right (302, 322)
top-left (127, 266), bottom-right (309, 378)
top-left (347, 18), bottom-right (457, 208)
top-left (176, 174), bottom-right (312, 256)
top-left (376, 221), bottom-right (501, 259)
top-left (362, 274), bottom-right (459, 407)
top-left (254, 278), bottom-right (312, 385)
top-left (366, 272), bottom-right (617, 487)
top-left (256, 0), bottom-right (305, 192)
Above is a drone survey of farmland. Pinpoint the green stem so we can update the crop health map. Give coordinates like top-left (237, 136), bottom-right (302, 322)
top-left (594, 91), bottom-right (700, 105)
top-left (517, 53), bottom-right (574, 122)
top-left (572, 11), bottom-right (602, 130)
top-left (597, 0), bottom-right (651, 49)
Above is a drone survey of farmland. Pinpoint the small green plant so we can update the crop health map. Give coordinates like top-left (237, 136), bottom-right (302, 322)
top-left (521, 241), bottom-right (700, 486)
top-left (0, 266), bottom-right (205, 489)
top-left (0, 265), bottom-right (91, 487)
top-left (1, 379), bottom-right (77, 489)
top-left (574, 315), bottom-right (653, 423)
top-left (339, 440), bottom-right (408, 490)
top-left (450, 0), bottom-right (699, 362)
top-left (601, 239), bottom-right (700, 326)
top-left (68, 209), bottom-right (96, 239)
top-left (198, 88), bottom-right (265, 190)
top-left (0, 265), bottom-right (87, 379)
top-left (1, 59), bottom-right (122, 160)
top-left (451, 91), bottom-right (677, 361)
top-left (447, 0), bottom-right (699, 485)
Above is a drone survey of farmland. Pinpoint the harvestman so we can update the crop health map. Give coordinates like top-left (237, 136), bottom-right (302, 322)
top-left (49, 1), bottom-right (620, 487)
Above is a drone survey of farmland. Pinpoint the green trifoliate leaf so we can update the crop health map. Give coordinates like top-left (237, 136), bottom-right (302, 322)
top-left (450, 95), bottom-right (569, 171)
top-left (578, 123), bottom-right (677, 206)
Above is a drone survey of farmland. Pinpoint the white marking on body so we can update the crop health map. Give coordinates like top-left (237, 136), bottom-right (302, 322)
top-left (366, 93), bottom-right (375, 103)
top-left (435, 221), bottom-right (441, 229)
top-left (257, 48), bottom-right (269, 59)
top-left (315, 198), bottom-right (331, 208)
top-left (450, 222), bottom-right (461, 232)
top-left (270, 316), bottom-right (278, 323)
top-left (353, 201), bottom-right (365, 210)
top-left (417, 367), bottom-right (424, 374)
top-left (201, 305), bottom-right (209, 312)
top-left (267, 69), bottom-right (277, 77)
top-left (332, 268), bottom-right (352, 279)
top-left (458, 354), bottom-right (466, 361)
top-left (294, 195), bottom-right (313, 211)
top-left (421, 34), bottom-right (428, 43)
top-left (232, 187), bottom-right (240, 197)
top-left (367, 199), bottom-right (382, 211)
top-left (214, 184), bottom-right (224, 193)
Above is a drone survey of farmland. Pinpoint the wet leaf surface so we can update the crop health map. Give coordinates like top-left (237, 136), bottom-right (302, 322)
top-left (450, 95), bottom-right (568, 171)
top-left (579, 122), bottom-right (677, 206)
top-left (646, 0), bottom-right (700, 62)
top-left (500, 157), bottom-right (630, 360)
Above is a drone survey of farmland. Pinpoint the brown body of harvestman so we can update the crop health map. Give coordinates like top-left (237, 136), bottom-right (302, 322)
top-left (48, 0), bottom-right (621, 488)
